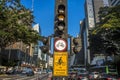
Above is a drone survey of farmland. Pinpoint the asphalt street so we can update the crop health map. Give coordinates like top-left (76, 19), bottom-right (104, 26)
top-left (0, 73), bottom-right (51, 80)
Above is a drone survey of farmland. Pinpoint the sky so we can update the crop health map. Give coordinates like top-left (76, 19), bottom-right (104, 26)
top-left (21, 0), bottom-right (85, 37)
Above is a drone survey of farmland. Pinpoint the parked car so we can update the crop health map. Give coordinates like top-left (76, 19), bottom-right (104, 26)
top-left (47, 69), bottom-right (52, 74)
top-left (0, 67), bottom-right (6, 74)
top-left (6, 69), bottom-right (17, 74)
top-left (42, 70), bottom-right (47, 74)
top-left (35, 69), bottom-right (41, 74)
top-left (26, 70), bottom-right (34, 76)
top-left (21, 67), bottom-right (34, 76)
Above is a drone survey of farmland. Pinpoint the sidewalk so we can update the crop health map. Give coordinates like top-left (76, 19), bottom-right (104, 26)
top-left (0, 74), bottom-right (7, 77)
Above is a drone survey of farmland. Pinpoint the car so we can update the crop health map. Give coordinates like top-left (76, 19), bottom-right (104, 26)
top-left (6, 69), bottom-right (18, 74)
top-left (68, 69), bottom-right (77, 80)
top-left (77, 74), bottom-right (88, 80)
top-left (26, 70), bottom-right (34, 76)
top-left (47, 69), bottom-right (52, 74)
top-left (77, 68), bottom-right (89, 80)
top-left (35, 69), bottom-right (42, 74)
top-left (6, 70), bottom-right (14, 74)
top-left (89, 72), bottom-right (101, 79)
top-left (100, 73), bottom-right (119, 80)
top-left (0, 68), bottom-right (6, 74)
top-left (42, 70), bottom-right (47, 74)
top-left (21, 67), bottom-right (34, 76)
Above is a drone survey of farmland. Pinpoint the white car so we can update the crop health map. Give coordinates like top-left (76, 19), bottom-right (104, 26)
top-left (34, 68), bottom-right (42, 74)
top-left (89, 72), bottom-right (100, 79)
top-left (35, 70), bottom-right (41, 74)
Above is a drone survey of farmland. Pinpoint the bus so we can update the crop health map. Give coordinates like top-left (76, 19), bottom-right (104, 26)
top-left (89, 65), bottom-right (118, 75)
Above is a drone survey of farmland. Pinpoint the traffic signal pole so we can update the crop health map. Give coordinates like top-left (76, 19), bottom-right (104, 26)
top-left (40, 0), bottom-right (82, 79)
top-left (53, 0), bottom-right (68, 79)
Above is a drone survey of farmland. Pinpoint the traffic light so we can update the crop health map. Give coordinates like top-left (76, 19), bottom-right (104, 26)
top-left (71, 37), bottom-right (82, 54)
top-left (54, 3), bottom-right (67, 38)
top-left (40, 37), bottom-right (50, 54)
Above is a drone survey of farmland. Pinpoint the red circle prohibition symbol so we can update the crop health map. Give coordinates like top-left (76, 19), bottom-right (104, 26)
top-left (54, 39), bottom-right (67, 52)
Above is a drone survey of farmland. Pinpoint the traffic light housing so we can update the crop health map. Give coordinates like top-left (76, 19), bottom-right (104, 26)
top-left (40, 37), bottom-right (50, 54)
top-left (71, 37), bottom-right (82, 54)
top-left (54, 2), bottom-right (67, 38)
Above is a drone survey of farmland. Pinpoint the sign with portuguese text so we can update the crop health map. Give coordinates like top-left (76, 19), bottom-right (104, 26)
top-left (53, 52), bottom-right (68, 76)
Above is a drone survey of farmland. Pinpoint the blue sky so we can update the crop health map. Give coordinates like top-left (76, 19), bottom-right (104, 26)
top-left (21, 0), bottom-right (85, 37)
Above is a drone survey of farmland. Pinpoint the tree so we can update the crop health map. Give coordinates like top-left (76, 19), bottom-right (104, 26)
top-left (0, 0), bottom-right (41, 49)
top-left (89, 5), bottom-right (120, 55)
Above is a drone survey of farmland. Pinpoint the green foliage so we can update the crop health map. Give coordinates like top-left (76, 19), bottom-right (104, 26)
top-left (89, 5), bottom-right (120, 55)
top-left (0, 0), bottom-right (41, 48)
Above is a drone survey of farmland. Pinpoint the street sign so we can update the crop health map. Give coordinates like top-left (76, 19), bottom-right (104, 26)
top-left (53, 52), bottom-right (68, 76)
top-left (54, 38), bottom-right (67, 52)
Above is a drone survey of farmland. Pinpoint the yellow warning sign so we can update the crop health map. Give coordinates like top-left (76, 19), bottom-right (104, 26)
top-left (53, 52), bottom-right (68, 76)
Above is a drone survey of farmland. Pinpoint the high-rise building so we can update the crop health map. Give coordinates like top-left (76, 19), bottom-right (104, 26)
top-left (109, 0), bottom-right (120, 6)
top-left (84, 0), bottom-right (95, 64)
top-left (80, 20), bottom-right (87, 65)
top-left (33, 24), bottom-right (44, 68)
top-left (82, 0), bottom-right (109, 65)
top-left (93, 0), bottom-right (109, 24)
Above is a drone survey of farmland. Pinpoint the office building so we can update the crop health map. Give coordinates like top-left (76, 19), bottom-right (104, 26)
top-left (82, 0), bottom-right (109, 65)
top-left (93, 0), bottom-right (109, 24)
top-left (109, 0), bottom-right (120, 6)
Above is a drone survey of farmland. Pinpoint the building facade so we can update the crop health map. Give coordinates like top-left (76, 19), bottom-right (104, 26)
top-left (80, 19), bottom-right (87, 65)
top-left (93, 0), bottom-right (109, 24)
top-left (109, 0), bottom-right (120, 6)
top-left (84, 0), bottom-right (95, 65)
top-left (82, 0), bottom-right (109, 65)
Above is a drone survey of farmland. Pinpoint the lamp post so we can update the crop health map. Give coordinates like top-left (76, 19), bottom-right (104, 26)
top-left (34, 53), bottom-right (38, 68)
top-left (8, 46), bottom-right (11, 60)
top-left (25, 46), bottom-right (29, 66)
top-left (18, 41), bottom-right (22, 68)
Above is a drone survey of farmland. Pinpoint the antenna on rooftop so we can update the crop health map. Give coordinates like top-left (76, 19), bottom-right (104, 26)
top-left (31, 0), bottom-right (34, 12)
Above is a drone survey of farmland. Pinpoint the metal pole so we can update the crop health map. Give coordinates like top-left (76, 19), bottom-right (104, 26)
top-left (8, 46), bottom-right (11, 61)
top-left (18, 41), bottom-right (22, 68)
top-left (31, 0), bottom-right (34, 11)
top-left (0, 48), bottom-right (1, 65)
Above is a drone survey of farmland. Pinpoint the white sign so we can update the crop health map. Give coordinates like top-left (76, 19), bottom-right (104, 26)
top-left (54, 39), bottom-right (67, 51)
